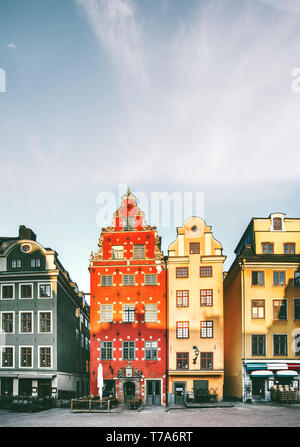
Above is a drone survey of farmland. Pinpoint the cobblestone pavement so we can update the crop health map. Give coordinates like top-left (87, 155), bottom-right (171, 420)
top-left (0, 403), bottom-right (300, 427)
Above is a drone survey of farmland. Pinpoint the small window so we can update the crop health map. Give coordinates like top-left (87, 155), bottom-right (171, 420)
top-left (145, 274), bottom-right (157, 285)
top-left (294, 299), bottom-right (300, 319)
top-left (39, 312), bottom-right (52, 332)
top-left (1, 285), bottom-right (14, 299)
top-left (101, 341), bottom-right (113, 360)
top-left (273, 300), bottom-right (287, 320)
top-left (176, 267), bottom-right (188, 278)
top-left (133, 244), bottom-right (145, 259)
top-left (262, 243), bottom-right (274, 254)
top-left (122, 304), bottom-right (135, 322)
top-left (11, 259), bottom-right (21, 269)
top-left (20, 284), bottom-right (33, 299)
top-left (122, 341), bottom-right (135, 360)
top-left (252, 335), bottom-right (266, 356)
top-left (145, 341), bottom-right (158, 360)
top-left (200, 352), bottom-right (213, 369)
top-left (251, 300), bottom-right (265, 319)
top-left (200, 321), bottom-right (213, 338)
top-left (251, 271), bottom-right (264, 286)
top-left (1, 347), bottom-right (14, 368)
top-left (1, 312), bottom-right (14, 333)
top-left (39, 347), bottom-right (51, 368)
top-left (273, 334), bottom-right (287, 356)
top-left (176, 290), bottom-right (189, 307)
top-left (123, 274), bottom-right (135, 285)
top-left (112, 246), bottom-right (124, 259)
top-left (39, 283), bottom-right (52, 298)
top-left (123, 216), bottom-right (134, 231)
top-left (273, 271), bottom-right (285, 286)
top-left (20, 347), bottom-right (32, 368)
top-left (101, 275), bottom-right (113, 286)
top-left (145, 304), bottom-right (157, 322)
top-left (190, 243), bottom-right (200, 254)
top-left (284, 243), bottom-right (295, 254)
top-left (295, 272), bottom-right (300, 287)
top-left (100, 304), bottom-right (113, 322)
top-left (176, 352), bottom-right (189, 370)
top-left (200, 289), bottom-right (213, 306)
top-left (176, 321), bottom-right (189, 339)
top-left (31, 258), bottom-right (41, 268)
top-left (273, 217), bottom-right (282, 231)
top-left (20, 312), bottom-right (32, 333)
top-left (200, 266), bottom-right (212, 277)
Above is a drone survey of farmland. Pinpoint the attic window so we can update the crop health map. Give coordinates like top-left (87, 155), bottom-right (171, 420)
top-left (21, 244), bottom-right (31, 253)
top-left (273, 217), bottom-right (282, 231)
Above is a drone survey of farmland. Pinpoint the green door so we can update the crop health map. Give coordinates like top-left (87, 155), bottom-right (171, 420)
top-left (193, 380), bottom-right (209, 402)
top-left (146, 380), bottom-right (161, 405)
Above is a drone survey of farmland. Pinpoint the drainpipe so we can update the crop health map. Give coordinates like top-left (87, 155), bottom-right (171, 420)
top-left (240, 258), bottom-right (246, 402)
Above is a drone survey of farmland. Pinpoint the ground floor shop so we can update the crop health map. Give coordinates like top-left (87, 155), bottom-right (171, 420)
top-left (167, 372), bottom-right (224, 404)
top-left (243, 360), bottom-right (300, 402)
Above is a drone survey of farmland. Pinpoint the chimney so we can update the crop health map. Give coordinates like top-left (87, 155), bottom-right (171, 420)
top-left (18, 225), bottom-right (36, 241)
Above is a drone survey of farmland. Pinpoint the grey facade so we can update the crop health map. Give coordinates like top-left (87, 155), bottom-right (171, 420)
top-left (0, 226), bottom-right (90, 399)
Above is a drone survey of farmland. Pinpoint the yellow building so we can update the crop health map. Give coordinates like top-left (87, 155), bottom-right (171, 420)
top-left (167, 217), bottom-right (226, 404)
top-left (224, 213), bottom-right (300, 402)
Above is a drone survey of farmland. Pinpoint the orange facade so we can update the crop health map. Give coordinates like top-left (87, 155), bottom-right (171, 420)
top-left (89, 190), bottom-right (167, 405)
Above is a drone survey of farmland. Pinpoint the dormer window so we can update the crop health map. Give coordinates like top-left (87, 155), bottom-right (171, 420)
top-left (123, 216), bottom-right (134, 231)
top-left (273, 217), bottom-right (282, 231)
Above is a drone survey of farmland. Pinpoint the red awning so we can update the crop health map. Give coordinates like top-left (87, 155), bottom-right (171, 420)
top-left (287, 364), bottom-right (300, 370)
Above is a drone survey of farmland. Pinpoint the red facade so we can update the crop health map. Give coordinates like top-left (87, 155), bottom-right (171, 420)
top-left (89, 190), bottom-right (167, 405)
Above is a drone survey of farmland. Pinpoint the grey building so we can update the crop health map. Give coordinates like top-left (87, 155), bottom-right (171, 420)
top-left (0, 226), bottom-right (90, 399)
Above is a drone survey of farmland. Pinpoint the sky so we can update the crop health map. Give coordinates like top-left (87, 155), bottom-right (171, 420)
top-left (0, 0), bottom-right (300, 299)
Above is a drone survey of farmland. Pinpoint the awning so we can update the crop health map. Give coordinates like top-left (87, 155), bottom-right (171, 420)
top-left (267, 364), bottom-right (288, 370)
top-left (275, 370), bottom-right (298, 377)
top-left (246, 364), bottom-right (267, 371)
top-left (287, 364), bottom-right (300, 370)
top-left (250, 370), bottom-right (274, 378)
top-left (18, 374), bottom-right (55, 379)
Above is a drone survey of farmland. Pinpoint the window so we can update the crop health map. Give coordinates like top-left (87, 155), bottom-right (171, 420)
top-left (122, 341), bottom-right (135, 360)
top-left (145, 341), bottom-right (158, 360)
top-left (1, 313), bottom-right (14, 333)
top-left (190, 243), bottom-right (200, 254)
top-left (1, 347), bottom-right (13, 368)
top-left (176, 290), bottom-right (189, 307)
top-left (1, 285), bottom-right (14, 299)
top-left (20, 284), bottom-right (33, 299)
top-left (273, 300), bottom-right (287, 320)
top-left (101, 275), bottom-right (113, 286)
top-left (20, 312), bottom-right (32, 333)
top-left (100, 341), bottom-right (113, 360)
top-left (176, 352), bottom-right (189, 370)
top-left (133, 244), bottom-right (145, 259)
top-left (251, 271), bottom-right (264, 286)
top-left (295, 272), bottom-right (300, 286)
top-left (39, 312), bottom-right (51, 332)
top-left (123, 304), bottom-right (135, 322)
top-left (251, 300), bottom-right (265, 319)
top-left (200, 266), bottom-right (212, 277)
top-left (39, 347), bottom-right (51, 368)
top-left (176, 267), bottom-right (188, 278)
top-left (11, 259), bottom-right (21, 269)
top-left (273, 271), bottom-right (285, 286)
top-left (145, 274), bottom-right (157, 285)
top-left (273, 217), bottom-right (282, 230)
top-left (262, 243), bottom-right (274, 254)
top-left (294, 299), bottom-right (300, 319)
top-left (252, 335), bottom-right (266, 356)
top-left (123, 216), bottom-right (134, 231)
top-left (200, 352), bottom-right (213, 369)
top-left (123, 274), bottom-right (135, 285)
top-left (200, 321), bottom-right (213, 338)
top-left (284, 243), bottom-right (295, 254)
top-left (145, 303), bottom-right (157, 322)
top-left (31, 258), bottom-right (41, 268)
top-left (176, 321), bottom-right (189, 339)
top-left (200, 289), bottom-right (213, 306)
top-left (39, 283), bottom-right (52, 298)
top-left (273, 334), bottom-right (287, 356)
top-left (112, 246), bottom-right (124, 259)
top-left (294, 334), bottom-right (300, 356)
top-left (100, 304), bottom-right (113, 322)
top-left (20, 347), bottom-right (32, 368)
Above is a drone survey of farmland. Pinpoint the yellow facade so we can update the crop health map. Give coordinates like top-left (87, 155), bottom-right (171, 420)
top-left (224, 213), bottom-right (300, 401)
top-left (167, 217), bottom-right (226, 403)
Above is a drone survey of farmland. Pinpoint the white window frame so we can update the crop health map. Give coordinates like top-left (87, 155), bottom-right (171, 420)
top-left (100, 304), bottom-right (113, 322)
top-left (0, 283), bottom-right (15, 300)
top-left (38, 310), bottom-right (52, 334)
top-left (19, 345), bottom-right (34, 369)
top-left (144, 304), bottom-right (158, 322)
top-left (19, 283), bottom-right (34, 300)
top-left (38, 345), bottom-right (53, 369)
top-left (0, 311), bottom-right (15, 334)
top-left (112, 245), bottom-right (124, 259)
top-left (31, 257), bottom-right (41, 268)
top-left (19, 311), bottom-right (34, 334)
top-left (101, 275), bottom-right (113, 286)
top-left (122, 304), bottom-right (135, 322)
top-left (0, 346), bottom-right (15, 368)
top-left (38, 282), bottom-right (52, 299)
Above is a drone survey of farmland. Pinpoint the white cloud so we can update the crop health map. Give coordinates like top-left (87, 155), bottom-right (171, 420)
top-left (6, 42), bottom-right (16, 49)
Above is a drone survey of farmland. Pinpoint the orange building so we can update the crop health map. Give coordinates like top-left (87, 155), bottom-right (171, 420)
top-left (89, 190), bottom-right (167, 405)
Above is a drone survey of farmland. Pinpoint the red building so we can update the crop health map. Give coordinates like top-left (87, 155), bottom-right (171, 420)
top-left (89, 189), bottom-right (167, 405)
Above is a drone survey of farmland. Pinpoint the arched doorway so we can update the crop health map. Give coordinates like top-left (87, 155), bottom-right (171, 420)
top-left (123, 382), bottom-right (135, 403)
